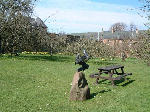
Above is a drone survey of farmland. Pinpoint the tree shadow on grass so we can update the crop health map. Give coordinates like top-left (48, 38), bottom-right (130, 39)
top-left (90, 61), bottom-right (117, 66)
top-left (7, 55), bottom-right (74, 62)
top-left (90, 89), bottom-right (111, 99)
top-left (6, 55), bottom-right (119, 66)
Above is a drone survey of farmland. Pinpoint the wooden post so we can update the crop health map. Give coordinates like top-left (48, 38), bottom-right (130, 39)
top-left (97, 32), bottom-right (100, 41)
top-left (101, 28), bottom-right (104, 41)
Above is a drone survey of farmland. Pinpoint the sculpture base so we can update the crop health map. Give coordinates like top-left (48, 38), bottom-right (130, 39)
top-left (70, 72), bottom-right (90, 101)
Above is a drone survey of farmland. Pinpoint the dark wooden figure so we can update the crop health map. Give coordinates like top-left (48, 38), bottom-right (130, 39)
top-left (75, 50), bottom-right (89, 72)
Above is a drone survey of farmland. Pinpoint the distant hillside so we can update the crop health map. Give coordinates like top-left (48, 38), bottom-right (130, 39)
top-left (71, 30), bottom-right (145, 39)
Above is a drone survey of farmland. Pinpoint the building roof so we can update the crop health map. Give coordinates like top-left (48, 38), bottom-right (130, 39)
top-left (35, 17), bottom-right (47, 28)
top-left (30, 17), bottom-right (47, 28)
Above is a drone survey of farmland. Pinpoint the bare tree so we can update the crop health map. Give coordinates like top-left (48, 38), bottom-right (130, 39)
top-left (110, 22), bottom-right (127, 33)
top-left (129, 23), bottom-right (137, 38)
top-left (109, 22), bottom-right (129, 60)
top-left (138, 0), bottom-right (150, 28)
top-left (130, 23), bottom-right (137, 32)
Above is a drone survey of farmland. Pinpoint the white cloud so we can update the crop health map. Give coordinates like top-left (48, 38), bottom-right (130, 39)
top-left (34, 0), bottom-right (147, 33)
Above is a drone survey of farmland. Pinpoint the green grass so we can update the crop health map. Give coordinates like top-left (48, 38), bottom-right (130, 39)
top-left (0, 54), bottom-right (150, 112)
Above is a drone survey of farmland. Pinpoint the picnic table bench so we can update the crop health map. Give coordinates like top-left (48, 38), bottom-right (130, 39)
top-left (90, 65), bottom-right (132, 86)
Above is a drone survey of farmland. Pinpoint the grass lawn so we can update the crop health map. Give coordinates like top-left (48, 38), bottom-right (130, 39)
top-left (0, 54), bottom-right (150, 112)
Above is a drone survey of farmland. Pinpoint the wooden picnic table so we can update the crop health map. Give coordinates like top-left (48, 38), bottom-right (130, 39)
top-left (90, 65), bottom-right (132, 86)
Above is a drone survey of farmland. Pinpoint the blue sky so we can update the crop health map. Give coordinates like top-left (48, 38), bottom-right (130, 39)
top-left (91, 0), bottom-right (141, 7)
top-left (34, 0), bottom-right (147, 33)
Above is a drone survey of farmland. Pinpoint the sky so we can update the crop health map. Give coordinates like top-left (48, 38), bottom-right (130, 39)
top-left (33, 0), bottom-right (147, 33)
